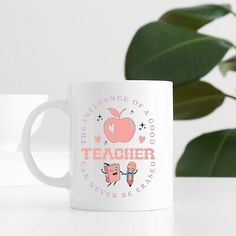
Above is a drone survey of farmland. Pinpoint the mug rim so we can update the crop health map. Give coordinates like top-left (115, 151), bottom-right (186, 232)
top-left (69, 80), bottom-right (173, 86)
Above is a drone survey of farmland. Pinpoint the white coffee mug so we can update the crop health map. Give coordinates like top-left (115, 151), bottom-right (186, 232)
top-left (22, 81), bottom-right (173, 211)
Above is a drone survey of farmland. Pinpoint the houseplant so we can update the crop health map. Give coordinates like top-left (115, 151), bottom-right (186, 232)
top-left (125, 4), bottom-right (236, 176)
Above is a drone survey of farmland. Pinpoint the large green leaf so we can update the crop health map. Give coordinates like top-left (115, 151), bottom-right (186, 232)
top-left (125, 21), bottom-right (233, 86)
top-left (160, 4), bottom-right (233, 30)
top-left (176, 129), bottom-right (236, 176)
top-left (174, 81), bottom-right (225, 120)
top-left (219, 55), bottom-right (236, 76)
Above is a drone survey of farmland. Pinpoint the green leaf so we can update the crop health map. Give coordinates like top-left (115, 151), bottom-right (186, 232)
top-left (176, 129), bottom-right (236, 177)
top-left (174, 81), bottom-right (225, 120)
top-left (219, 55), bottom-right (236, 76)
top-left (125, 21), bottom-right (233, 86)
top-left (160, 4), bottom-right (234, 30)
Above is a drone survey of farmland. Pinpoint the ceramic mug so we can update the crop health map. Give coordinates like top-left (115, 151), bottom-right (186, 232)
top-left (22, 81), bottom-right (173, 211)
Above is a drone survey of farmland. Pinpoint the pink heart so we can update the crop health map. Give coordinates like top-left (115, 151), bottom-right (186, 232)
top-left (139, 135), bottom-right (145, 143)
top-left (94, 135), bottom-right (101, 144)
top-left (108, 124), bottom-right (115, 133)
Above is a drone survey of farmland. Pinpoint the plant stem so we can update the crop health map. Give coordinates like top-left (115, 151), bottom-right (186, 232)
top-left (225, 93), bottom-right (236, 101)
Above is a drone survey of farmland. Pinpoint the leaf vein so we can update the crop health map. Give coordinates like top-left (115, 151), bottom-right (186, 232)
top-left (174, 94), bottom-right (223, 108)
top-left (131, 36), bottom-right (219, 76)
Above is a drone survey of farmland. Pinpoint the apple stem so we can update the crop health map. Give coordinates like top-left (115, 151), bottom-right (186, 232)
top-left (119, 108), bottom-right (127, 118)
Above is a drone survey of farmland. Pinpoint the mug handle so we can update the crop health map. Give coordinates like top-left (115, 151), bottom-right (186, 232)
top-left (22, 100), bottom-right (71, 189)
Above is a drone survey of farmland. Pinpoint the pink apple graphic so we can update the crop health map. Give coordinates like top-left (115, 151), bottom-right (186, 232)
top-left (104, 108), bottom-right (136, 143)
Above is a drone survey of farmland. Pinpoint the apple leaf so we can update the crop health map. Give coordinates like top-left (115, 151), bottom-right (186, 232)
top-left (107, 108), bottom-right (120, 118)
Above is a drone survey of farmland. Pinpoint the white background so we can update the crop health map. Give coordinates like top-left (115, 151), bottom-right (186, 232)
top-left (0, 0), bottom-right (236, 167)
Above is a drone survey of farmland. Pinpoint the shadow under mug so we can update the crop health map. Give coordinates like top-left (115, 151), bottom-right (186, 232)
top-left (22, 81), bottom-right (173, 211)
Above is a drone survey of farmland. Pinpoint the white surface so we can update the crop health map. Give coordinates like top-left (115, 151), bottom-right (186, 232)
top-left (0, 178), bottom-right (235, 236)
top-left (0, 0), bottom-right (236, 161)
top-left (0, 152), bottom-right (68, 187)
